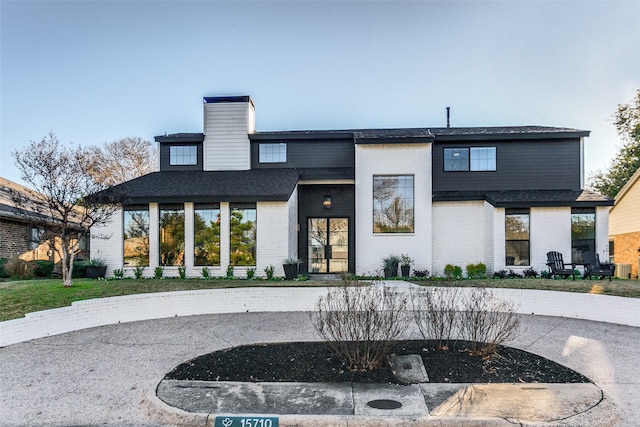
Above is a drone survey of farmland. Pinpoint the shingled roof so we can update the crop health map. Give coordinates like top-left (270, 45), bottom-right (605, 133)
top-left (90, 169), bottom-right (300, 204)
top-left (433, 189), bottom-right (613, 207)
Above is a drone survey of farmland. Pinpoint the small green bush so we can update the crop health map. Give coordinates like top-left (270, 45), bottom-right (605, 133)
top-left (33, 260), bottom-right (55, 278)
top-left (134, 266), bottom-right (145, 279)
top-left (444, 264), bottom-right (463, 280)
top-left (201, 267), bottom-right (210, 280)
top-left (246, 267), bottom-right (256, 279)
top-left (264, 265), bottom-right (275, 280)
top-left (178, 265), bottom-right (186, 279)
top-left (226, 264), bottom-right (234, 279)
top-left (466, 263), bottom-right (487, 279)
top-left (0, 258), bottom-right (9, 278)
top-left (154, 266), bottom-right (164, 279)
top-left (113, 268), bottom-right (124, 279)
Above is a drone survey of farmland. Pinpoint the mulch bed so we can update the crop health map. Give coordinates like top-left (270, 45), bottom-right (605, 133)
top-left (166, 340), bottom-right (589, 384)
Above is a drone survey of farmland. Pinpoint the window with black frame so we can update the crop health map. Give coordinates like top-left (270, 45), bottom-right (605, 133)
top-left (505, 208), bottom-right (530, 266)
top-left (123, 207), bottom-right (149, 266)
top-left (159, 205), bottom-right (185, 266)
top-left (194, 204), bottom-right (221, 266)
top-left (571, 208), bottom-right (595, 264)
top-left (373, 175), bottom-right (414, 233)
top-left (230, 203), bottom-right (257, 266)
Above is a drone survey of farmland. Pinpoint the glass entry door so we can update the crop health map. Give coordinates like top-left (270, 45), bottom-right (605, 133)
top-left (308, 218), bottom-right (349, 273)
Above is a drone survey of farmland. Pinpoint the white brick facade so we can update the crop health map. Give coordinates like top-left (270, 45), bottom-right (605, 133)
top-left (355, 143), bottom-right (432, 276)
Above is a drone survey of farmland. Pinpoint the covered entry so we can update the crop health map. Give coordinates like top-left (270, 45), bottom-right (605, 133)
top-left (308, 218), bottom-right (349, 273)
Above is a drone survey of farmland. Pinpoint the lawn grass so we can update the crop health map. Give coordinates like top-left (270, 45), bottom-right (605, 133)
top-left (0, 276), bottom-right (637, 322)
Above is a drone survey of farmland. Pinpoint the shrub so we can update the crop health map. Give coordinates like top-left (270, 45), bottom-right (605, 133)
top-left (413, 268), bottom-right (430, 278)
top-left (246, 267), bottom-right (256, 279)
top-left (4, 255), bottom-right (35, 279)
top-left (411, 287), bottom-right (461, 350)
top-left (466, 263), bottom-right (487, 279)
top-left (458, 287), bottom-right (520, 356)
top-left (523, 267), bottom-right (538, 278)
top-left (0, 258), bottom-right (8, 278)
top-left (113, 268), bottom-right (124, 279)
top-left (178, 265), bottom-right (186, 279)
top-left (444, 264), bottom-right (463, 280)
top-left (33, 260), bottom-right (55, 278)
top-left (154, 266), bottom-right (163, 279)
top-left (264, 265), bottom-right (275, 280)
top-left (134, 266), bottom-right (145, 279)
top-left (507, 269), bottom-right (523, 279)
top-left (493, 269), bottom-right (508, 279)
top-left (541, 270), bottom-right (551, 279)
top-left (72, 261), bottom-right (88, 278)
top-left (309, 282), bottom-right (409, 371)
top-left (226, 264), bottom-right (234, 279)
top-left (201, 267), bottom-right (210, 280)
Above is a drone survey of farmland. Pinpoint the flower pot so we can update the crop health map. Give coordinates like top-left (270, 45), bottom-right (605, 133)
top-left (85, 265), bottom-right (107, 279)
top-left (283, 263), bottom-right (298, 280)
top-left (400, 265), bottom-right (410, 277)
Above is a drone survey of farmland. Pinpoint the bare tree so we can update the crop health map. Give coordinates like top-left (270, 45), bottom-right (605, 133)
top-left (11, 132), bottom-right (120, 287)
top-left (84, 136), bottom-right (157, 186)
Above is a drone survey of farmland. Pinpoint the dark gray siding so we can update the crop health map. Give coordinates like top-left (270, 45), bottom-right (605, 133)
top-left (432, 139), bottom-right (582, 191)
top-left (159, 142), bottom-right (203, 171)
top-left (251, 140), bottom-right (354, 169)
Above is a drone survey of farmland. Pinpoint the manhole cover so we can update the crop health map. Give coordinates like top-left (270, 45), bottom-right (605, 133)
top-left (367, 399), bottom-right (403, 410)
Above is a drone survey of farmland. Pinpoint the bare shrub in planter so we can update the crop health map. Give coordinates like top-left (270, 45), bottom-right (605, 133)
top-left (458, 287), bottom-right (520, 356)
top-left (411, 287), bottom-right (461, 350)
top-left (309, 282), bottom-right (409, 371)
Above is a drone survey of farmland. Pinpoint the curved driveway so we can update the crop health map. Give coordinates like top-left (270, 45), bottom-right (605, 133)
top-left (1, 310), bottom-right (639, 426)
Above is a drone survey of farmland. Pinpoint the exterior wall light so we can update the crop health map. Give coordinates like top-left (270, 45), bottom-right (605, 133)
top-left (323, 195), bottom-right (332, 209)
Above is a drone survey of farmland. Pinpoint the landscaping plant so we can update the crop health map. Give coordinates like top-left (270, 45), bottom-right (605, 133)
top-left (411, 287), bottom-right (461, 350)
top-left (309, 282), bottom-right (409, 371)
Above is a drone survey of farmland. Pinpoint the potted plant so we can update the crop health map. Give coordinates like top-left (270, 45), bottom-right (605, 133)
top-left (400, 254), bottom-right (413, 277)
top-left (382, 255), bottom-right (400, 279)
top-left (283, 257), bottom-right (302, 280)
top-left (85, 258), bottom-right (107, 279)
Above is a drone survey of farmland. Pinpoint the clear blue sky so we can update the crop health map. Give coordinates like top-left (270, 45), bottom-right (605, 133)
top-left (1, 1), bottom-right (638, 186)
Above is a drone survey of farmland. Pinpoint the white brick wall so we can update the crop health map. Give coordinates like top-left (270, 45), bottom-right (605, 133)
top-left (432, 201), bottom-right (486, 276)
top-left (354, 144), bottom-right (432, 276)
top-left (2, 284), bottom-right (638, 347)
top-left (203, 102), bottom-right (252, 171)
top-left (596, 206), bottom-right (611, 260)
top-left (530, 207), bottom-right (571, 271)
top-left (255, 201), bottom-right (290, 277)
top-left (90, 208), bottom-right (123, 277)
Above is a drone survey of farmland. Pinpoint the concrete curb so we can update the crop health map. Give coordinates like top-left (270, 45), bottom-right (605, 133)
top-left (2, 283), bottom-right (639, 347)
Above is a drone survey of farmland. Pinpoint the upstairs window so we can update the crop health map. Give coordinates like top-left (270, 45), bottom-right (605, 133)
top-left (444, 147), bottom-right (496, 171)
top-left (259, 143), bottom-right (287, 163)
top-left (170, 146), bottom-right (197, 165)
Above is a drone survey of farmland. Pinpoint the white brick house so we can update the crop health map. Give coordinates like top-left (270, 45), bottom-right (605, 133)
top-left (90, 96), bottom-right (613, 278)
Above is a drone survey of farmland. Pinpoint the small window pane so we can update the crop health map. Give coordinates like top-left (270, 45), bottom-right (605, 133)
top-left (470, 147), bottom-right (496, 171)
top-left (444, 148), bottom-right (469, 171)
top-left (259, 143), bottom-right (287, 163)
top-left (170, 146), bottom-right (197, 165)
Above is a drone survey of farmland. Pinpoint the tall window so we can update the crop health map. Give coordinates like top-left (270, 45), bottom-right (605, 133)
top-left (194, 204), bottom-right (221, 266)
top-left (230, 203), bottom-right (256, 266)
top-left (259, 143), bottom-right (287, 163)
top-left (123, 207), bottom-right (149, 266)
top-left (159, 205), bottom-right (185, 266)
top-left (373, 175), bottom-right (414, 233)
top-left (444, 147), bottom-right (496, 171)
top-left (505, 209), bottom-right (530, 266)
top-left (571, 208), bottom-right (595, 264)
top-left (170, 146), bottom-right (197, 165)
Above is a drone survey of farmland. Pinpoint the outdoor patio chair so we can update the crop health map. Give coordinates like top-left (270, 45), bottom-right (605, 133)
top-left (546, 251), bottom-right (576, 280)
top-left (582, 251), bottom-right (615, 281)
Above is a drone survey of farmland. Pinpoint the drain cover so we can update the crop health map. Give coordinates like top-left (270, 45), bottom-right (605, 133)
top-left (367, 399), bottom-right (403, 410)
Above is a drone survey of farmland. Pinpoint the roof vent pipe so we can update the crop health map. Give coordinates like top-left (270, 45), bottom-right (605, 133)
top-left (446, 107), bottom-right (451, 128)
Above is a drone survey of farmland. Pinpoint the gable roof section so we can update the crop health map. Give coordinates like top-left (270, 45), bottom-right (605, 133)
top-left (612, 166), bottom-right (640, 209)
top-left (89, 170), bottom-right (300, 204)
top-left (433, 189), bottom-right (613, 207)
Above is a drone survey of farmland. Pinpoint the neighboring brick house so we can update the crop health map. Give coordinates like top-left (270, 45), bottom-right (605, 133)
top-left (90, 95), bottom-right (613, 278)
top-left (609, 167), bottom-right (640, 279)
top-left (0, 177), bottom-right (87, 264)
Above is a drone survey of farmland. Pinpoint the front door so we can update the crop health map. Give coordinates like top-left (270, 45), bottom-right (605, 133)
top-left (308, 218), bottom-right (349, 273)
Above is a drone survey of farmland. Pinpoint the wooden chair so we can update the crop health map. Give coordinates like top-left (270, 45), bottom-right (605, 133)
top-left (546, 251), bottom-right (575, 280)
top-left (582, 251), bottom-right (615, 281)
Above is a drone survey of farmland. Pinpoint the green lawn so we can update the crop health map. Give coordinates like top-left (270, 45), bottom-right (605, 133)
top-left (0, 277), bottom-right (637, 322)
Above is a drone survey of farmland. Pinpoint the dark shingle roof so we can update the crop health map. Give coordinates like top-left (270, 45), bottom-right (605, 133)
top-left (90, 170), bottom-right (300, 204)
top-left (433, 189), bottom-right (613, 207)
top-left (250, 126), bottom-right (589, 142)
